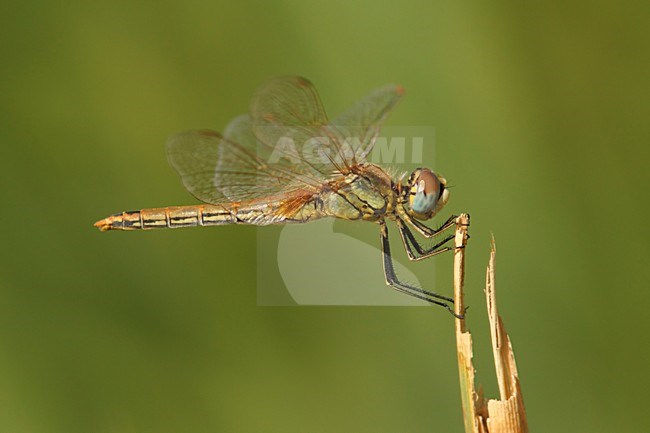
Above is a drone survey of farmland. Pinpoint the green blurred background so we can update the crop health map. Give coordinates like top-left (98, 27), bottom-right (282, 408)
top-left (1, 1), bottom-right (649, 432)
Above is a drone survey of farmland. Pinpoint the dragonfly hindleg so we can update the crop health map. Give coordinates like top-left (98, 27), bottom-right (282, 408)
top-left (379, 221), bottom-right (462, 318)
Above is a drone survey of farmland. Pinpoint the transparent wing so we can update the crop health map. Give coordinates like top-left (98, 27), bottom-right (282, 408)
top-left (331, 83), bottom-right (404, 162)
top-left (250, 76), bottom-right (358, 174)
top-left (167, 77), bottom-right (404, 204)
top-left (166, 121), bottom-right (322, 204)
top-left (250, 76), bottom-right (403, 172)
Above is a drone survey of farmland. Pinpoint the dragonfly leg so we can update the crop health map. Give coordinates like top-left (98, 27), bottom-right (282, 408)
top-left (379, 221), bottom-right (462, 318)
top-left (396, 217), bottom-right (454, 261)
top-left (399, 212), bottom-right (458, 238)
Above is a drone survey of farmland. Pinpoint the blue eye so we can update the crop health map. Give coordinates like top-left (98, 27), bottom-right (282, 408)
top-left (407, 169), bottom-right (442, 217)
top-left (410, 183), bottom-right (437, 214)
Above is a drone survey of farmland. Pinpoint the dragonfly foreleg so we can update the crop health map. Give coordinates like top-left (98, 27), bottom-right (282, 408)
top-left (396, 217), bottom-right (454, 261)
top-left (400, 212), bottom-right (457, 238)
top-left (379, 221), bottom-right (462, 318)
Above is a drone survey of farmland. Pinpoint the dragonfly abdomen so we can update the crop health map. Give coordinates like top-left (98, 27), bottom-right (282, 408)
top-left (94, 205), bottom-right (242, 231)
top-left (93, 201), bottom-right (306, 231)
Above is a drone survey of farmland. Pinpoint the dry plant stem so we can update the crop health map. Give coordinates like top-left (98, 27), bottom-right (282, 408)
top-left (452, 214), bottom-right (478, 433)
top-left (484, 241), bottom-right (528, 432)
top-left (453, 220), bottom-right (528, 433)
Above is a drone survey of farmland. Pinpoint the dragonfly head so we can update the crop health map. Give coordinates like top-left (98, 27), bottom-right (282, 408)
top-left (403, 168), bottom-right (449, 220)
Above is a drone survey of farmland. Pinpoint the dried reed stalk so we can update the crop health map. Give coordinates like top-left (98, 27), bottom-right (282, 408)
top-left (453, 216), bottom-right (528, 433)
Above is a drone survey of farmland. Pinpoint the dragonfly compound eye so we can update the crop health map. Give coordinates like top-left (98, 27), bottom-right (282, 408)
top-left (408, 168), bottom-right (444, 218)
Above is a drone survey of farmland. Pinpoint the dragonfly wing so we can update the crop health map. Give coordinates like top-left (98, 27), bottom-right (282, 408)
top-left (166, 77), bottom-right (403, 205)
top-left (166, 124), bottom-right (321, 204)
top-left (331, 84), bottom-right (404, 162)
top-left (250, 76), bottom-right (355, 174)
top-left (220, 114), bottom-right (327, 197)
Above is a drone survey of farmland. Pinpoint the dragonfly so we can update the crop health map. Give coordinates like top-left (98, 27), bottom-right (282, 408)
top-left (95, 76), bottom-right (466, 316)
